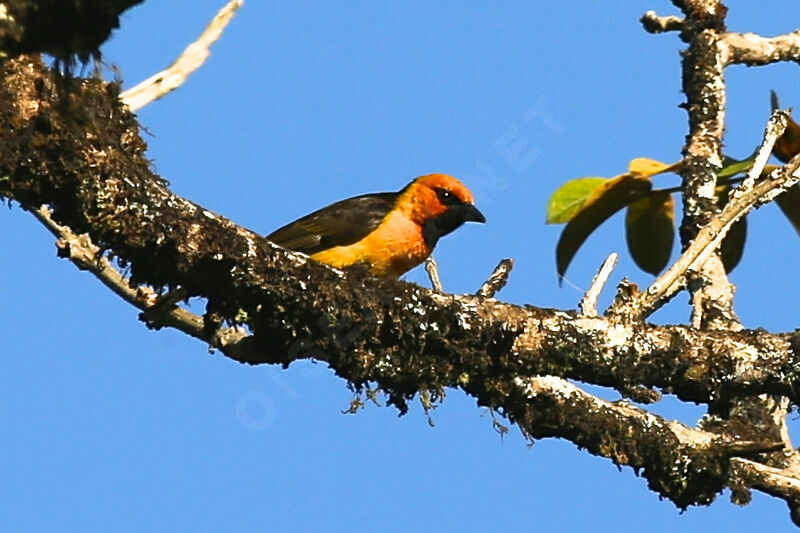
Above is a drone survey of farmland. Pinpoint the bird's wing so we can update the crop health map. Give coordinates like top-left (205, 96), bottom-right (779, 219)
top-left (267, 192), bottom-right (399, 255)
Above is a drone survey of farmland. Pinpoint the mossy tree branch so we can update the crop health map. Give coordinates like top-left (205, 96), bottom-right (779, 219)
top-left (6, 0), bottom-right (800, 525)
top-left (1, 55), bottom-right (800, 515)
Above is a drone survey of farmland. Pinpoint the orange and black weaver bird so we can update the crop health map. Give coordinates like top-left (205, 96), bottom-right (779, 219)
top-left (268, 174), bottom-right (485, 277)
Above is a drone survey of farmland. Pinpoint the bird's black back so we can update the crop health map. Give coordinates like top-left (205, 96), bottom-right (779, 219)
top-left (267, 192), bottom-right (399, 255)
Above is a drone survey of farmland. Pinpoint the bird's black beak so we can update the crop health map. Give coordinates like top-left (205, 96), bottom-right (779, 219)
top-left (422, 202), bottom-right (485, 248)
top-left (460, 203), bottom-right (486, 223)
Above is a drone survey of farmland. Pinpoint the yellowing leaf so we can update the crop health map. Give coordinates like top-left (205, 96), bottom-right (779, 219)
top-left (625, 192), bottom-right (675, 275)
top-left (546, 177), bottom-right (607, 224)
top-left (556, 174), bottom-right (651, 281)
top-left (628, 157), bottom-right (681, 179)
top-left (771, 91), bottom-right (800, 163)
top-left (775, 184), bottom-right (800, 239)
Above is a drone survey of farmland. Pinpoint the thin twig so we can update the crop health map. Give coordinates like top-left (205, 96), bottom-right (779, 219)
top-left (640, 10), bottom-right (684, 34)
top-left (120, 0), bottom-right (244, 111)
top-left (152, 287), bottom-right (189, 310)
top-left (31, 206), bottom-right (156, 308)
top-left (579, 252), bottom-right (618, 317)
top-left (424, 255), bottom-right (443, 292)
top-left (730, 458), bottom-right (800, 526)
top-left (691, 289), bottom-right (704, 329)
top-left (29, 206), bottom-right (247, 350)
top-left (740, 112), bottom-right (790, 191)
top-left (722, 440), bottom-right (786, 456)
top-left (622, 110), bottom-right (795, 319)
top-left (476, 259), bottom-right (514, 298)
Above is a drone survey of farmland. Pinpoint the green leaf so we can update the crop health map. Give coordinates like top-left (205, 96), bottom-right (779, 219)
top-left (717, 153), bottom-right (756, 179)
top-left (625, 191), bottom-right (675, 275)
top-left (546, 177), bottom-right (607, 224)
top-left (556, 174), bottom-right (651, 281)
top-left (548, 158), bottom-right (679, 225)
top-left (775, 184), bottom-right (800, 239)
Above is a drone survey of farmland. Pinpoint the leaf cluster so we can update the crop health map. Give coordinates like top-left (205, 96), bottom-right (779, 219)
top-left (547, 93), bottom-right (800, 279)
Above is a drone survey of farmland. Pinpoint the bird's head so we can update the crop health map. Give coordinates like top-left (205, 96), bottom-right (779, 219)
top-left (400, 173), bottom-right (485, 247)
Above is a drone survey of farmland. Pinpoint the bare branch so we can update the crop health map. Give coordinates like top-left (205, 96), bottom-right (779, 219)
top-left (641, 10), bottom-right (684, 34)
top-left (120, 0), bottom-right (243, 111)
top-left (475, 258), bottom-right (513, 298)
top-left (730, 458), bottom-right (800, 527)
top-left (741, 111), bottom-right (790, 188)
top-left (148, 287), bottom-right (189, 312)
top-left (579, 252), bottom-right (617, 316)
top-left (29, 206), bottom-right (250, 356)
top-left (720, 30), bottom-right (800, 67)
top-left (667, 0), bottom-right (734, 330)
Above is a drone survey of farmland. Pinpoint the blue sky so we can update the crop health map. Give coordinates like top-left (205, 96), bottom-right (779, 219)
top-left (3, 1), bottom-right (800, 531)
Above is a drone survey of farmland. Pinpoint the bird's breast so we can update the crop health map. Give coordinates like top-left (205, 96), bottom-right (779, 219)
top-left (311, 210), bottom-right (431, 277)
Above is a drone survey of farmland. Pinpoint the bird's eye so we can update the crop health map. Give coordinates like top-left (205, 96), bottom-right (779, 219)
top-left (435, 188), bottom-right (460, 206)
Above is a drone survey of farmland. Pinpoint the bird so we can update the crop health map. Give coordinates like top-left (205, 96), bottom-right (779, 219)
top-left (268, 173), bottom-right (485, 277)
